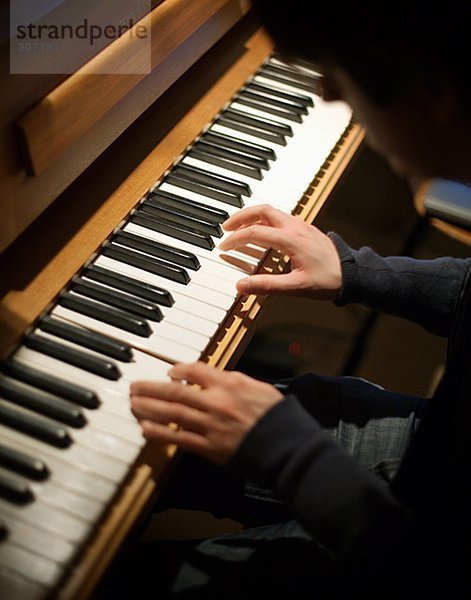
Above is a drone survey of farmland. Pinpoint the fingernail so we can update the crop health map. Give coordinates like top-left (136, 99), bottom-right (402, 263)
top-left (237, 278), bottom-right (250, 291)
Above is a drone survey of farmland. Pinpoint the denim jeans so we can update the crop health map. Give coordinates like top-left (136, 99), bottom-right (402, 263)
top-left (135, 372), bottom-right (427, 598)
top-left (169, 519), bottom-right (339, 599)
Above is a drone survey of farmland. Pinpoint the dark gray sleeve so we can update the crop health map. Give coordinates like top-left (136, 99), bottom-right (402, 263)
top-left (230, 395), bottom-right (419, 590)
top-left (328, 232), bottom-right (471, 337)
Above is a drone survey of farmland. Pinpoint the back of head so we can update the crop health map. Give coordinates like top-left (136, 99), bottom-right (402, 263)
top-left (251, 0), bottom-right (471, 105)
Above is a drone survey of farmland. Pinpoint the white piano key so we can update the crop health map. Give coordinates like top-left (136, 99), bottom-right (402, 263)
top-left (0, 465), bottom-right (104, 524)
top-left (0, 516), bottom-right (75, 565)
top-left (187, 136), bottom-right (312, 189)
top-left (70, 278), bottom-right (218, 339)
top-left (134, 195), bottom-right (266, 263)
top-left (123, 223), bottom-right (265, 282)
top-left (209, 104), bottom-right (351, 205)
top-left (0, 370), bottom-right (142, 446)
top-left (1, 383), bottom-right (142, 468)
top-left (269, 56), bottom-right (322, 76)
top-left (12, 344), bottom-right (170, 409)
top-left (0, 427), bottom-right (117, 503)
top-left (52, 302), bottom-right (207, 363)
top-left (230, 99), bottom-right (350, 159)
top-left (69, 421), bottom-right (141, 464)
top-left (229, 100), bottom-right (313, 138)
top-left (0, 540), bottom-right (64, 590)
top-left (0, 497), bottom-right (90, 544)
top-left (0, 564), bottom-right (48, 600)
top-left (78, 403), bottom-right (142, 444)
top-left (79, 277), bottom-right (227, 331)
top-left (95, 254), bottom-right (237, 311)
top-left (161, 293), bottom-right (227, 324)
top-left (210, 121), bottom-right (283, 157)
top-left (0, 421), bottom-right (129, 485)
top-left (25, 382), bottom-right (143, 462)
top-left (123, 222), bottom-right (263, 280)
top-left (180, 155), bottom-right (302, 211)
top-left (253, 73), bottom-right (318, 102)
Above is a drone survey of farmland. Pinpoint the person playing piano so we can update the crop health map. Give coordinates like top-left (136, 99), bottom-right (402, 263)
top-left (128, 0), bottom-right (471, 597)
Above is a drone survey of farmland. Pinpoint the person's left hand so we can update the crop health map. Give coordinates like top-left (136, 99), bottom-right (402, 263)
top-left (130, 361), bottom-right (284, 464)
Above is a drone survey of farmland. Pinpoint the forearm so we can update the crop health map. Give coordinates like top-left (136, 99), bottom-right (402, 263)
top-left (230, 395), bottom-right (414, 556)
top-left (329, 232), bottom-right (471, 336)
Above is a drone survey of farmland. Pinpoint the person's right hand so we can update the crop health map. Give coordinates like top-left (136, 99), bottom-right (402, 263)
top-left (219, 204), bottom-right (342, 300)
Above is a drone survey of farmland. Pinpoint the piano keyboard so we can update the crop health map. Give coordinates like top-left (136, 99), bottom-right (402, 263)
top-left (0, 54), bottom-right (353, 599)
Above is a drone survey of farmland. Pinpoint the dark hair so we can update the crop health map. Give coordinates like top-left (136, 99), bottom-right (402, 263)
top-left (251, 0), bottom-right (471, 105)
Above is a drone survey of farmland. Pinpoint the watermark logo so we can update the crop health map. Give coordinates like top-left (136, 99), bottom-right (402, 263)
top-left (10, 0), bottom-right (151, 74)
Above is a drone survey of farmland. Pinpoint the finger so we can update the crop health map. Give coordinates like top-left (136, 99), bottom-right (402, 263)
top-left (219, 224), bottom-right (294, 253)
top-left (168, 361), bottom-right (226, 389)
top-left (130, 379), bottom-right (207, 410)
top-left (236, 271), bottom-right (305, 295)
top-left (130, 379), bottom-right (175, 398)
top-left (140, 420), bottom-right (214, 458)
top-left (222, 204), bottom-right (291, 231)
top-left (131, 395), bottom-right (209, 433)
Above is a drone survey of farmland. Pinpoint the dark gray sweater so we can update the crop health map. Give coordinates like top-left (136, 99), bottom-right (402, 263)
top-left (231, 235), bottom-right (471, 597)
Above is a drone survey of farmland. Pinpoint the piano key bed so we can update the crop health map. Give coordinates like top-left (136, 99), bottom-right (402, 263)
top-left (0, 54), bottom-right (360, 598)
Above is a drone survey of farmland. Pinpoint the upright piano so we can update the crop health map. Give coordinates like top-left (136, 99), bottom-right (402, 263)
top-left (0, 1), bottom-right (364, 597)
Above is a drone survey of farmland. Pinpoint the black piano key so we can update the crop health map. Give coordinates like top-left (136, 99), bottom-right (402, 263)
top-left (217, 114), bottom-right (287, 146)
top-left (173, 163), bottom-right (252, 198)
top-left (241, 88), bottom-right (308, 115)
top-left (203, 130), bottom-right (276, 160)
top-left (103, 241), bottom-right (191, 283)
top-left (247, 81), bottom-right (314, 107)
top-left (84, 264), bottom-right (174, 307)
top-left (266, 56), bottom-right (321, 77)
top-left (223, 108), bottom-right (293, 138)
top-left (187, 146), bottom-right (264, 180)
top-left (115, 229), bottom-right (201, 270)
top-left (258, 64), bottom-right (320, 94)
top-left (0, 360), bottom-right (100, 409)
top-left (165, 171), bottom-right (244, 207)
top-left (235, 93), bottom-right (304, 123)
top-left (140, 199), bottom-right (223, 237)
top-left (39, 315), bottom-right (134, 362)
top-left (273, 52), bottom-right (320, 71)
top-left (0, 399), bottom-right (72, 448)
top-left (195, 139), bottom-right (270, 171)
top-left (130, 213), bottom-right (215, 252)
top-left (70, 277), bottom-right (163, 323)
top-left (24, 332), bottom-right (121, 381)
top-left (59, 292), bottom-right (153, 338)
top-left (268, 56), bottom-right (322, 87)
top-left (0, 378), bottom-right (87, 429)
top-left (150, 189), bottom-right (229, 224)
top-left (0, 442), bottom-right (49, 481)
top-left (0, 470), bottom-right (34, 504)
top-left (266, 61), bottom-right (320, 84)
